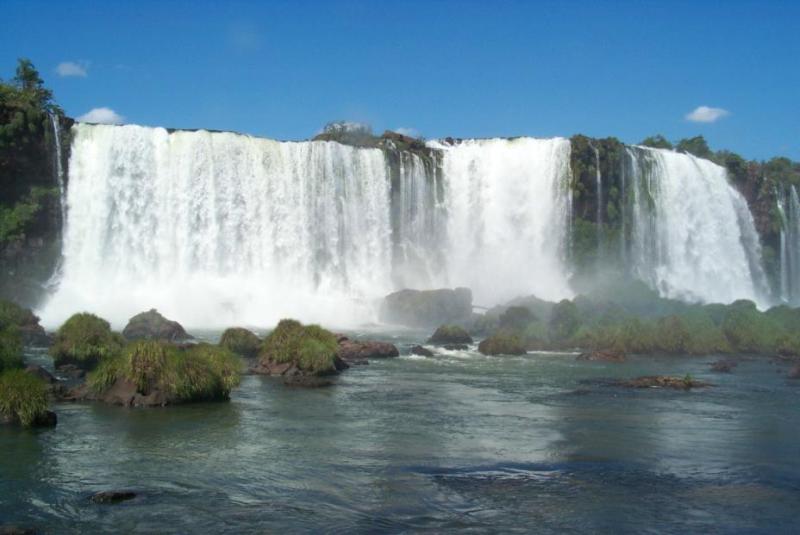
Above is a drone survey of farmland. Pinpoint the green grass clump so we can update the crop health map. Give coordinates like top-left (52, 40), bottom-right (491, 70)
top-left (219, 327), bottom-right (261, 358)
top-left (478, 330), bottom-right (526, 356)
top-left (0, 369), bottom-right (49, 427)
top-left (0, 321), bottom-right (23, 373)
top-left (89, 341), bottom-right (241, 402)
top-left (427, 324), bottom-right (473, 344)
top-left (49, 313), bottom-right (124, 369)
top-left (260, 319), bottom-right (339, 375)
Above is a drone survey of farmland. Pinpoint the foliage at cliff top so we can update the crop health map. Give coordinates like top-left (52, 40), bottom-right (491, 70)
top-left (0, 369), bottom-right (49, 427)
top-left (219, 327), bottom-right (261, 358)
top-left (1, 58), bottom-right (63, 245)
top-left (49, 313), bottom-right (125, 369)
top-left (260, 319), bottom-right (340, 375)
top-left (89, 341), bottom-right (241, 402)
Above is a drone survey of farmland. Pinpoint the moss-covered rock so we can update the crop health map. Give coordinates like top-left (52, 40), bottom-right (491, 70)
top-left (254, 319), bottom-right (346, 379)
top-left (87, 341), bottom-right (241, 406)
top-left (219, 327), bottom-right (261, 358)
top-left (478, 331), bottom-right (526, 356)
top-left (122, 309), bottom-right (192, 342)
top-left (380, 288), bottom-right (472, 328)
top-left (0, 300), bottom-right (49, 346)
top-left (0, 369), bottom-right (55, 427)
top-left (427, 324), bottom-right (473, 345)
top-left (49, 313), bottom-right (124, 370)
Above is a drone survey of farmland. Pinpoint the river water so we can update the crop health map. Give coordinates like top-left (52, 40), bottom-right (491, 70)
top-left (2, 330), bottom-right (799, 533)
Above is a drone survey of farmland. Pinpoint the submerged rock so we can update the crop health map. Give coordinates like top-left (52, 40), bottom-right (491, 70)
top-left (0, 525), bottom-right (38, 535)
top-left (788, 365), bottom-right (800, 379)
top-left (410, 345), bottom-right (434, 357)
top-left (616, 375), bottom-right (712, 390)
top-left (710, 359), bottom-right (738, 373)
top-left (380, 288), bottom-right (472, 328)
top-left (122, 309), bottom-right (192, 342)
top-left (577, 350), bottom-right (627, 363)
top-left (90, 490), bottom-right (137, 504)
top-left (427, 325), bottom-right (473, 345)
top-left (443, 344), bottom-right (469, 351)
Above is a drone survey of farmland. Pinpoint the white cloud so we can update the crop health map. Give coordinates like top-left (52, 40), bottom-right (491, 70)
top-left (394, 127), bottom-right (420, 138)
top-left (77, 107), bottom-right (125, 124)
top-left (685, 106), bottom-right (730, 123)
top-left (56, 61), bottom-right (88, 77)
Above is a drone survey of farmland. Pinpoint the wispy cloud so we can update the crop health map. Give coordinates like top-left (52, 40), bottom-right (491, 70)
top-left (56, 61), bottom-right (89, 78)
top-left (77, 107), bottom-right (125, 124)
top-left (685, 106), bottom-right (730, 123)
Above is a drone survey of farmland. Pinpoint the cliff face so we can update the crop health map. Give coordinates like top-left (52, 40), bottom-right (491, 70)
top-left (0, 114), bottom-right (71, 308)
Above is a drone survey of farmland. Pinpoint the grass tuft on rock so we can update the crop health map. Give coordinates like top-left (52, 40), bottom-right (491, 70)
top-left (49, 313), bottom-right (124, 369)
top-left (219, 327), bottom-right (261, 358)
top-left (89, 341), bottom-right (242, 403)
top-left (0, 369), bottom-right (49, 427)
top-left (260, 319), bottom-right (339, 375)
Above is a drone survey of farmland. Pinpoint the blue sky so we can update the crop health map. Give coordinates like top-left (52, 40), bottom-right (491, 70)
top-left (2, 0), bottom-right (798, 160)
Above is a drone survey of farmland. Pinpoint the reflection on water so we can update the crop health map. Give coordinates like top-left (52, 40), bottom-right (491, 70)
top-left (2, 333), bottom-right (799, 533)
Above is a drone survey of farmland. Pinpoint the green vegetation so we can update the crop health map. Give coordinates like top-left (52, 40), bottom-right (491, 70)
top-left (549, 300), bottom-right (580, 344)
top-left (0, 304), bottom-right (23, 372)
top-left (0, 369), bottom-right (49, 426)
top-left (219, 327), bottom-right (261, 358)
top-left (89, 341), bottom-right (241, 402)
top-left (640, 134), bottom-right (673, 150)
top-left (427, 324), bottom-right (472, 344)
top-left (49, 313), bottom-right (124, 369)
top-left (478, 330), bottom-right (526, 356)
top-left (260, 319), bottom-right (340, 375)
top-left (675, 136), bottom-right (712, 159)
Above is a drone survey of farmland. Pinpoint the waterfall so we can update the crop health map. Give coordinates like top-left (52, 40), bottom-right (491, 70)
top-left (625, 146), bottom-right (768, 305)
top-left (40, 124), bottom-right (394, 328)
top-left (430, 137), bottom-right (574, 305)
top-left (592, 144), bottom-right (603, 253)
top-left (777, 185), bottom-right (800, 304)
top-left (48, 112), bottom-right (66, 224)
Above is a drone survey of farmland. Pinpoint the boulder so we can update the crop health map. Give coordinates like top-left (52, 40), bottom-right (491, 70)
top-left (478, 332), bottom-right (526, 356)
top-left (55, 364), bottom-right (85, 380)
top-left (427, 325), bottom-right (473, 345)
top-left (90, 490), bottom-right (137, 504)
top-left (410, 345), bottom-right (434, 357)
top-left (336, 335), bottom-right (399, 362)
top-left (380, 288), bottom-right (472, 328)
top-left (122, 309), bottom-right (192, 342)
top-left (577, 350), bottom-right (627, 363)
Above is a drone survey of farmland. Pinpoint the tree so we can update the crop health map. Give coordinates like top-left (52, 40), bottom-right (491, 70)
top-left (640, 134), bottom-right (673, 150)
top-left (676, 135), bottom-right (712, 159)
top-left (12, 58), bottom-right (54, 110)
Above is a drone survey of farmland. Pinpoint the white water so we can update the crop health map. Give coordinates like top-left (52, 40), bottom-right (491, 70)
top-left (777, 185), bottom-right (800, 304)
top-left (627, 146), bottom-right (768, 305)
top-left (430, 138), bottom-right (574, 305)
top-left (40, 124), bottom-right (393, 328)
top-left (592, 144), bottom-right (603, 252)
top-left (48, 112), bottom-right (66, 223)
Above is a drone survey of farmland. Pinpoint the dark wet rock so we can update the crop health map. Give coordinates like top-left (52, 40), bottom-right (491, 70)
top-left (33, 410), bottom-right (57, 428)
top-left (55, 364), bottom-right (85, 380)
top-left (282, 375), bottom-right (335, 388)
top-left (0, 525), bottom-right (38, 535)
top-left (251, 357), bottom-right (349, 378)
top-left (616, 375), bottom-right (712, 390)
top-left (577, 350), bottom-right (627, 363)
top-left (122, 309), bottom-right (192, 342)
top-left (335, 335), bottom-right (399, 362)
top-left (380, 288), bottom-right (472, 328)
top-left (90, 490), bottom-right (137, 504)
top-left (789, 365), bottom-right (800, 379)
top-left (410, 345), bottom-right (434, 357)
top-left (443, 344), bottom-right (469, 351)
top-left (427, 324), bottom-right (473, 345)
top-left (710, 359), bottom-right (738, 373)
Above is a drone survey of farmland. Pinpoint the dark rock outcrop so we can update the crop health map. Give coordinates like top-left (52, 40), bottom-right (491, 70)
top-left (2, 409), bottom-right (57, 428)
top-left (710, 359), bottom-right (738, 373)
top-left (0, 525), bottom-right (38, 535)
top-left (788, 365), bottom-right (800, 379)
top-left (335, 334), bottom-right (399, 363)
top-left (577, 350), bottom-right (627, 363)
top-left (90, 490), bottom-right (137, 504)
top-left (616, 376), bottom-right (712, 390)
top-left (122, 309), bottom-right (192, 342)
top-left (380, 288), bottom-right (472, 328)
top-left (427, 324), bottom-right (473, 345)
top-left (410, 345), bottom-right (434, 357)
